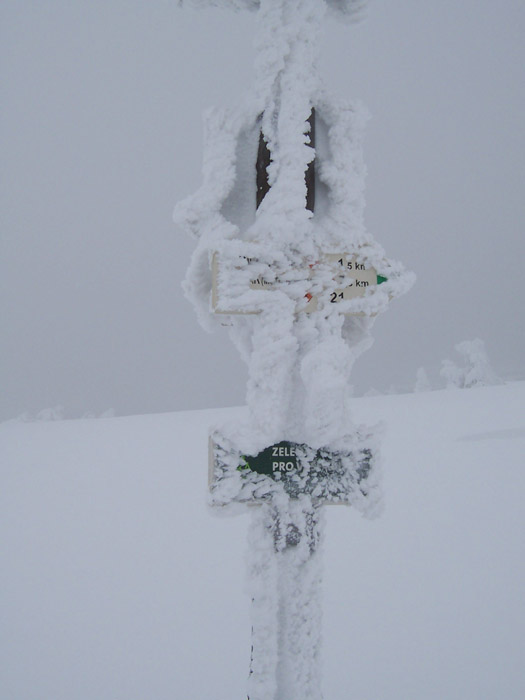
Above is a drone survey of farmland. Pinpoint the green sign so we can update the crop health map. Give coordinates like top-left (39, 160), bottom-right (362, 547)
top-left (210, 434), bottom-right (375, 503)
top-left (239, 441), bottom-right (300, 476)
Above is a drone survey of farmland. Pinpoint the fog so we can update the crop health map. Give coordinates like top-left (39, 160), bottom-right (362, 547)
top-left (2, 0), bottom-right (524, 420)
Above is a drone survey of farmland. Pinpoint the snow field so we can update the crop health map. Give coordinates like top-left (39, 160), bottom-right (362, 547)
top-left (1, 383), bottom-right (524, 700)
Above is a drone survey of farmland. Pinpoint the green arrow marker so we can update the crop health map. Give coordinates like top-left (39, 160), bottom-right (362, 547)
top-left (238, 456), bottom-right (251, 471)
top-left (376, 274), bottom-right (388, 285)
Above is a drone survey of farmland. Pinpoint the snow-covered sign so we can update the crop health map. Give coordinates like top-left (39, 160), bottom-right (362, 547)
top-left (175, 0), bottom-right (414, 496)
top-left (175, 0), bottom-right (413, 698)
top-left (211, 249), bottom-right (388, 314)
top-left (209, 433), bottom-right (378, 504)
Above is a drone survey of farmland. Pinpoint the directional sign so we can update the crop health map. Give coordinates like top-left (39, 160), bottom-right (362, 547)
top-left (209, 435), bottom-right (374, 504)
top-left (211, 250), bottom-right (387, 315)
top-left (306, 253), bottom-right (388, 312)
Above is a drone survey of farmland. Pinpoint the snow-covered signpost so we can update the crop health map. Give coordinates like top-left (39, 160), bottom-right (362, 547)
top-left (175, 1), bottom-right (414, 698)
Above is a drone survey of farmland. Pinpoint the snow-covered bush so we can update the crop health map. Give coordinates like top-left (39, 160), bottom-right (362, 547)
top-left (440, 339), bottom-right (502, 389)
top-left (414, 367), bottom-right (431, 393)
top-left (36, 405), bottom-right (65, 421)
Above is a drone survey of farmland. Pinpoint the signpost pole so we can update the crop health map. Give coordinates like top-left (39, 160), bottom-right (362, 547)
top-left (247, 499), bottom-right (324, 700)
top-left (176, 1), bottom-right (414, 698)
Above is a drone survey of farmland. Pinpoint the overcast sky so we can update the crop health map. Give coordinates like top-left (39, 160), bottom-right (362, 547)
top-left (1, 0), bottom-right (524, 420)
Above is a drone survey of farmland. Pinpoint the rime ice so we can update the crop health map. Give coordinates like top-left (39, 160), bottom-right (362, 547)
top-left (174, 1), bottom-right (413, 698)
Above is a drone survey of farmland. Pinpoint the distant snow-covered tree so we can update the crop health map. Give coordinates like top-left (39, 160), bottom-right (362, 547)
top-left (36, 405), bottom-right (65, 421)
top-left (440, 339), bottom-right (502, 389)
top-left (414, 367), bottom-right (431, 393)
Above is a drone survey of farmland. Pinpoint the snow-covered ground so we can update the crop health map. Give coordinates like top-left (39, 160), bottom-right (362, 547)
top-left (2, 383), bottom-right (524, 700)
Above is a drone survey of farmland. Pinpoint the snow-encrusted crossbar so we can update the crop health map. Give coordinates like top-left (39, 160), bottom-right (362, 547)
top-left (177, 0), bottom-right (367, 23)
top-left (209, 428), bottom-right (382, 509)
